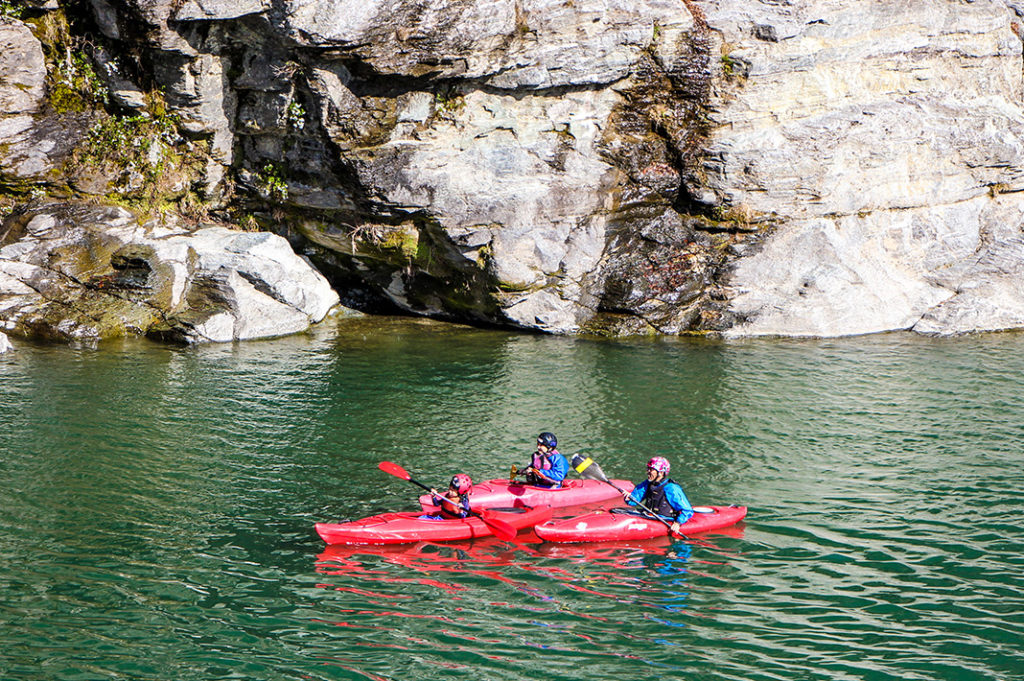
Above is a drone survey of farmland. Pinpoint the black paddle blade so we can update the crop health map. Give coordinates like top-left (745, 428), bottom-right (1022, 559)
top-left (570, 453), bottom-right (609, 482)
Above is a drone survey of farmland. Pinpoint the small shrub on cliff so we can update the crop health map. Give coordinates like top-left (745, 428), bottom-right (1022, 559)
top-left (0, 0), bottom-right (24, 19)
top-left (70, 104), bottom-right (208, 217)
top-left (433, 86), bottom-right (465, 121)
top-left (256, 162), bottom-right (289, 201)
top-left (81, 113), bottom-right (181, 167)
top-left (50, 49), bottom-right (106, 113)
top-left (379, 228), bottom-right (418, 261)
top-left (286, 100), bottom-right (306, 131)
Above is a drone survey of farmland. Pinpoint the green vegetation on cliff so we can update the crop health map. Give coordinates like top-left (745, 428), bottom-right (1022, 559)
top-left (0, 0), bottom-right (24, 19)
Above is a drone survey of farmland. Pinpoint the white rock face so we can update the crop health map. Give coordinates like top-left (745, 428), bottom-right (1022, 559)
top-left (702, 0), bottom-right (1024, 336)
top-left (376, 89), bottom-right (621, 331)
top-left (282, 0), bottom-right (691, 88)
top-left (174, 0), bottom-right (267, 21)
top-left (0, 205), bottom-right (340, 343)
top-left (0, 22), bottom-right (46, 115)
top-left (289, 0), bottom-right (1024, 337)
top-left (297, 0), bottom-right (701, 333)
top-left (0, 331), bottom-right (12, 354)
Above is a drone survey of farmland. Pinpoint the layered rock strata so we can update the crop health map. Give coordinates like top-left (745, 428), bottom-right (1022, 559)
top-left (705, 0), bottom-right (1024, 336)
top-left (2, 0), bottom-right (1024, 341)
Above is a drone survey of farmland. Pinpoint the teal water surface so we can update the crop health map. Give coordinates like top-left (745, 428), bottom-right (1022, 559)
top-left (1, 317), bottom-right (1022, 681)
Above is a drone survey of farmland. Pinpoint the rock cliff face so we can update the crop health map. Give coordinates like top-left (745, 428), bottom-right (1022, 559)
top-left (706, 0), bottom-right (1024, 336)
top-left (2, 0), bottom-right (1024, 341)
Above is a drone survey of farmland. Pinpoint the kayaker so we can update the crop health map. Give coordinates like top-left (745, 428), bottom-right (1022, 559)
top-left (519, 431), bottom-right (569, 488)
top-left (624, 456), bottom-right (694, 534)
top-left (424, 474), bottom-right (473, 519)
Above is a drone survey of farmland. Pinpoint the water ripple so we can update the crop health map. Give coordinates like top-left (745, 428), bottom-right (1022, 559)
top-left (2, 326), bottom-right (1024, 680)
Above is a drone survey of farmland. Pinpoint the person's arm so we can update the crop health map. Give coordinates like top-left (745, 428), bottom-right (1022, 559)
top-left (520, 452), bottom-right (539, 477)
top-left (548, 454), bottom-right (569, 484)
top-left (625, 481), bottom-right (647, 505)
top-left (667, 483), bottom-right (694, 525)
top-left (433, 491), bottom-right (463, 515)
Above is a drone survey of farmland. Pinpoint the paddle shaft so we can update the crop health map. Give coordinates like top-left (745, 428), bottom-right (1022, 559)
top-left (572, 455), bottom-right (684, 536)
top-left (378, 462), bottom-right (517, 541)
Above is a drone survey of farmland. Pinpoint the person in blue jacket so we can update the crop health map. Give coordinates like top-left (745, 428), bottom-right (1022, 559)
top-left (520, 431), bottom-right (569, 488)
top-left (624, 456), bottom-right (693, 534)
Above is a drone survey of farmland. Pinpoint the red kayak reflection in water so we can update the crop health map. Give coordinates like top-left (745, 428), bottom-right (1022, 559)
top-left (315, 522), bottom-right (746, 596)
top-left (312, 523), bottom-right (746, 676)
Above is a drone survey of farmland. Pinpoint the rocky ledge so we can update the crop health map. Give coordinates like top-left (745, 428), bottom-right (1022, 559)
top-left (0, 204), bottom-right (339, 343)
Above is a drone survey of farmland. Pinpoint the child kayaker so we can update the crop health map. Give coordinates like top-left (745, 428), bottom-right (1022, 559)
top-left (518, 431), bottom-right (569, 488)
top-left (623, 456), bottom-right (694, 534)
top-left (424, 473), bottom-right (473, 519)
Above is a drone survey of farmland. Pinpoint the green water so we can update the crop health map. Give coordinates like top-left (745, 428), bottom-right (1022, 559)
top-left (1, 317), bottom-right (1022, 681)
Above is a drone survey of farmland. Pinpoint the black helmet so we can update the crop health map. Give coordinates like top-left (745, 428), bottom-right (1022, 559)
top-left (537, 432), bottom-right (557, 448)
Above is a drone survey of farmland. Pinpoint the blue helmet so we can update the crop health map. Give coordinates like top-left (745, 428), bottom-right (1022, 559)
top-left (537, 432), bottom-right (557, 449)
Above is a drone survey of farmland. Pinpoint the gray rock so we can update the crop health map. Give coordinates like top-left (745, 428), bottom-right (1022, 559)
top-left (92, 47), bottom-right (147, 110)
top-left (703, 0), bottom-right (1024, 337)
top-left (0, 112), bottom-right (97, 184)
top-left (88, 0), bottom-right (121, 39)
top-left (0, 204), bottom-right (340, 344)
top-left (174, 0), bottom-right (268, 21)
top-left (106, 0), bottom-right (203, 54)
top-left (155, 51), bottom-right (237, 161)
top-left (0, 22), bottom-right (46, 115)
top-left (281, 0), bottom-right (692, 89)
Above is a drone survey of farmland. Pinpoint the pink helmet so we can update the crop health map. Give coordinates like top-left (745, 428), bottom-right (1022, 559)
top-left (647, 457), bottom-right (670, 474)
top-left (450, 474), bottom-right (472, 494)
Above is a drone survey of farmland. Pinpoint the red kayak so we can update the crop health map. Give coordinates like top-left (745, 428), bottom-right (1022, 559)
top-left (315, 505), bottom-right (553, 545)
top-left (418, 477), bottom-right (634, 513)
top-left (534, 505), bottom-right (747, 543)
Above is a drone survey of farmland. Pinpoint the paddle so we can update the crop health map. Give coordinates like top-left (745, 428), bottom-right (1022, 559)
top-left (570, 454), bottom-right (687, 538)
top-left (378, 461), bottom-right (518, 541)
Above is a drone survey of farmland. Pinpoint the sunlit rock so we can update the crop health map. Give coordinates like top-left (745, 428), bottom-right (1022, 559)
top-left (705, 0), bottom-right (1024, 336)
top-left (0, 22), bottom-right (45, 115)
top-left (0, 204), bottom-right (340, 344)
